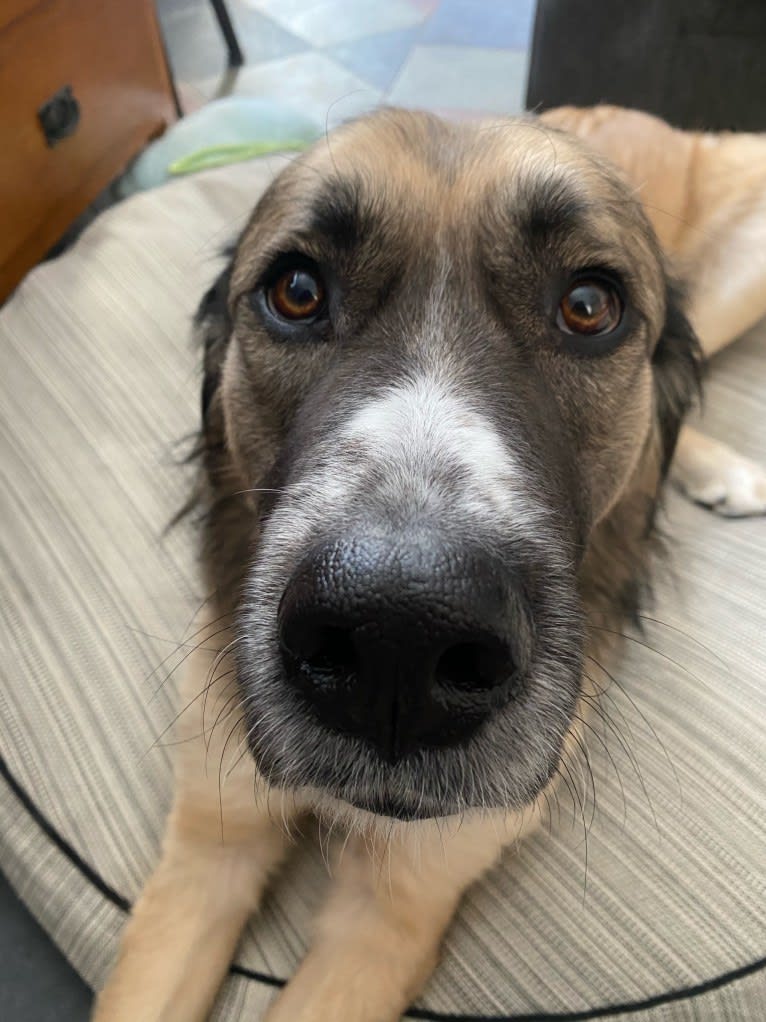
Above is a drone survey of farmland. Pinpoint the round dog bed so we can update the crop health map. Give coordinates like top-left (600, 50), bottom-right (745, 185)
top-left (1, 158), bottom-right (764, 1020)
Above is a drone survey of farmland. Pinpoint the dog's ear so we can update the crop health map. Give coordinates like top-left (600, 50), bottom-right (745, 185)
top-left (652, 279), bottom-right (704, 476)
top-left (188, 247), bottom-right (240, 517)
top-left (169, 249), bottom-right (237, 532)
top-left (195, 247), bottom-right (236, 437)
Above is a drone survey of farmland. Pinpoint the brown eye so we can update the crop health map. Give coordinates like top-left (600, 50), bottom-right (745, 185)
top-left (557, 280), bottom-right (622, 335)
top-left (268, 267), bottom-right (325, 321)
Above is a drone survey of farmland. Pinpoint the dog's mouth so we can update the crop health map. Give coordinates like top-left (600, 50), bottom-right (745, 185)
top-left (244, 699), bottom-right (571, 822)
top-left (249, 730), bottom-right (508, 821)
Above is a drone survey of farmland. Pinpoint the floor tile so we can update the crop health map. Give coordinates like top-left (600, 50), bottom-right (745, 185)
top-left (242, 0), bottom-right (428, 48)
top-left (227, 3), bottom-right (310, 62)
top-left (159, 3), bottom-right (230, 80)
top-left (420, 0), bottom-right (536, 49)
top-left (195, 52), bottom-right (383, 129)
top-left (387, 45), bottom-right (528, 114)
top-left (406, 0), bottom-right (441, 15)
top-left (328, 27), bottom-right (422, 92)
top-left (159, 1), bottom-right (308, 80)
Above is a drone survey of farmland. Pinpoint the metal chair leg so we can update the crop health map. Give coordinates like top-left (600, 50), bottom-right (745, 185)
top-left (210, 0), bottom-right (244, 68)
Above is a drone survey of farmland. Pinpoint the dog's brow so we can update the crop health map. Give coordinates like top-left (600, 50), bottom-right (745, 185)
top-left (513, 177), bottom-right (588, 244)
top-left (309, 178), bottom-right (377, 251)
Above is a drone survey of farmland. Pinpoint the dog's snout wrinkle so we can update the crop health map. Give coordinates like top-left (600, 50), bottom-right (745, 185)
top-left (277, 533), bottom-right (529, 761)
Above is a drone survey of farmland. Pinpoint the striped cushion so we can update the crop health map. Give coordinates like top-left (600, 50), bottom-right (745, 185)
top-left (1, 158), bottom-right (764, 1021)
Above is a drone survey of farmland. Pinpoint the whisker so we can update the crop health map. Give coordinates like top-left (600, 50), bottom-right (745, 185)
top-left (141, 662), bottom-right (238, 760)
top-left (148, 618), bottom-right (234, 700)
top-left (635, 613), bottom-right (729, 671)
top-left (574, 711), bottom-right (627, 831)
top-left (569, 727), bottom-right (598, 832)
top-left (589, 623), bottom-right (712, 693)
top-left (217, 714), bottom-right (247, 842)
top-left (126, 624), bottom-right (221, 653)
top-left (232, 487), bottom-right (291, 498)
top-left (150, 681), bottom-right (237, 749)
top-left (202, 637), bottom-right (242, 747)
top-left (585, 695), bottom-right (660, 840)
top-left (557, 753), bottom-right (589, 903)
top-left (581, 679), bottom-right (655, 827)
top-left (587, 650), bottom-right (682, 806)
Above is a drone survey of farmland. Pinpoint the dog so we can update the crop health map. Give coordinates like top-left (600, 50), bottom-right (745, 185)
top-left (93, 105), bottom-right (766, 1022)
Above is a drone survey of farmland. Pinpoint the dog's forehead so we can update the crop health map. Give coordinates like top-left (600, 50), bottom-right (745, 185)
top-left (301, 111), bottom-right (644, 233)
top-left (312, 111), bottom-right (595, 200)
top-left (232, 109), bottom-right (662, 307)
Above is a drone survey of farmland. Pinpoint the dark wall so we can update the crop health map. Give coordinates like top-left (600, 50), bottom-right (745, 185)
top-left (526, 0), bottom-right (766, 130)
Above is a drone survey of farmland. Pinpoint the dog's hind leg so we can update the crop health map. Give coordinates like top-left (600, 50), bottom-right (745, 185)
top-left (263, 806), bottom-right (541, 1022)
top-left (93, 615), bottom-right (297, 1022)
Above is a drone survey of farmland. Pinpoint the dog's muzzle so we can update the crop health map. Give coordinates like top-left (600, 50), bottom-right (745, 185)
top-left (277, 531), bottom-right (532, 762)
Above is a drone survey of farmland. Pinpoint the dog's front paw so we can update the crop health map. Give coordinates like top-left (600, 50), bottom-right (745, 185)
top-left (673, 427), bottom-right (766, 517)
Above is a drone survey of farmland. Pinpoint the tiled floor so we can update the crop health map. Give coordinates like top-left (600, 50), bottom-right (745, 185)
top-left (158, 0), bottom-right (536, 126)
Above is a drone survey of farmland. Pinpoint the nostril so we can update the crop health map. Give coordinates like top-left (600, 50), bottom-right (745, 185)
top-left (435, 639), bottom-right (514, 692)
top-left (305, 625), bottom-right (356, 676)
top-left (282, 619), bottom-right (357, 682)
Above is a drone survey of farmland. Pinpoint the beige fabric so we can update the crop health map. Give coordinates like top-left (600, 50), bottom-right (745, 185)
top-left (0, 158), bottom-right (764, 1020)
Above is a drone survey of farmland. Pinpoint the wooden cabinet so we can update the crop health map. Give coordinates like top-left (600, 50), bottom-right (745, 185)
top-left (0, 0), bottom-right (178, 300)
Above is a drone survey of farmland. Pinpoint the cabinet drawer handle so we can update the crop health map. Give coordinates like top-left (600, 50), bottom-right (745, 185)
top-left (38, 85), bottom-right (80, 147)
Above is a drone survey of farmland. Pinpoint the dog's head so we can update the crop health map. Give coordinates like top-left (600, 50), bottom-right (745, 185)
top-left (196, 110), bottom-right (700, 821)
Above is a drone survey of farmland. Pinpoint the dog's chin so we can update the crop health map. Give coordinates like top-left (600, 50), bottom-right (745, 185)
top-left (333, 791), bottom-right (457, 822)
top-left (250, 748), bottom-right (464, 822)
top-left (303, 785), bottom-right (475, 825)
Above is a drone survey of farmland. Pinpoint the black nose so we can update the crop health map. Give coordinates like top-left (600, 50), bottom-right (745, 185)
top-left (277, 534), bottom-right (530, 761)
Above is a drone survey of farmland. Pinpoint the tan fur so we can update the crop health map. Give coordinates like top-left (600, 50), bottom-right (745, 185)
top-left (95, 106), bottom-right (766, 1021)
